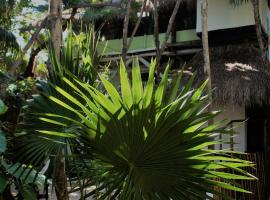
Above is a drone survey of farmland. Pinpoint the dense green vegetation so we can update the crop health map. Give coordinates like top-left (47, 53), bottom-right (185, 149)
top-left (11, 31), bottom-right (253, 199)
top-left (0, 0), bottom-right (263, 199)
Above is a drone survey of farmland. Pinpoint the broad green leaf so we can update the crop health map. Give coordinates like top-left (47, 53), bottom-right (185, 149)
top-left (0, 175), bottom-right (7, 193)
top-left (0, 99), bottom-right (7, 115)
top-left (3, 162), bottom-right (46, 187)
top-left (20, 185), bottom-right (37, 200)
top-left (143, 59), bottom-right (156, 108)
top-left (0, 130), bottom-right (7, 153)
top-left (100, 75), bottom-right (121, 108)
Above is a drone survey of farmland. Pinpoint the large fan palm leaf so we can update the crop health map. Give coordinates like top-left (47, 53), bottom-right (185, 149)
top-left (17, 57), bottom-right (255, 199)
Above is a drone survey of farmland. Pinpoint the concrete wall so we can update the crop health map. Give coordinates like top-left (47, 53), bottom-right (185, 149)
top-left (196, 0), bottom-right (268, 32)
top-left (213, 105), bottom-right (246, 152)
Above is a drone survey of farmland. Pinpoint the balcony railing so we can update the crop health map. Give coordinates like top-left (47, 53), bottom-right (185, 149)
top-left (98, 29), bottom-right (200, 56)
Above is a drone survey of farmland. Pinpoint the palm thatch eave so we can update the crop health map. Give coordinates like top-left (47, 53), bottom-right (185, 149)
top-left (185, 44), bottom-right (270, 106)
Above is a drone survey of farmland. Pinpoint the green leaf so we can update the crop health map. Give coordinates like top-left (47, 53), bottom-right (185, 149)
top-left (0, 99), bottom-right (8, 115)
top-left (132, 58), bottom-right (143, 105)
top-left (154, 65), bottom-right (170, 108)
top-left (120, 60), bottom-right (133, 107)
top-left (0, 175), bottom-right (8, 193)
top-left (3, 162), bottom-right (46, 187)
top-left (168, 70), bottom-right (183, 104)
top-left (20, 185), bottom-right (37, 200)
top-left (207, 180), bottom-right (252, 194)
top-left (143, 59), bottom-right (156, 108)
top-left (0, 130), bottom-right (7, 153)
top-left (36, 130), bottom-right (77, 138)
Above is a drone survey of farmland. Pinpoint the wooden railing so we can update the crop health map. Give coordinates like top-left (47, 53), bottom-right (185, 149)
top-left (215, 152), bottom-right (270, 200)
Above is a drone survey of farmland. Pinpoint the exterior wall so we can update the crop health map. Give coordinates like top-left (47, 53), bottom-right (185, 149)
top-left (213, 105), bottom-right (246, 152)
top-left (260, 0), bottom-right (268, 31)
top-left (196, 0), bottom-right (268, 32)
top-left (99, 29), bottom-right (199, 55)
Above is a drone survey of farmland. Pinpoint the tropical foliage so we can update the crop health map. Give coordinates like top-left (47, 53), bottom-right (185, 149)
top-left (0, 98), bottom-right (46, 199)
top-left (0, 0), bottom-right (32, 71)
top-left (13, 26), bottom-right (104, 191)
top-left (15, 48), bottom-right (254, 199)
top-left (0, 0), bottom-right (262, 199)
top-left (0, 99), bottom-right (8, 115)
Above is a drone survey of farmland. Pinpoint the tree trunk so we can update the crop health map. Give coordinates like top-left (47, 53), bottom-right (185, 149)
top-left (201, 0), bottom-right (214, 151)
top-left (153, 0), bottom-right (161, 72)
top-left (49, 1), bottom-right (68, 200)
top-left (49, 0), bottom-right (62, 60)
top-left (55, 150), bottom-right (69, 200)
top-left (23, 43), bottom-right (46, 78)
top-left (250, 0), bottom-right (266, 64)
top-left (201, 0), bottom-right (212, 94)
top-left (122, 0), bottom-right (132, 64)
top-left (9, 16), bottom-right (48, 76)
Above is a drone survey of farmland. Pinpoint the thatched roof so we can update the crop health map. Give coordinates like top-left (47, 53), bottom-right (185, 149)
top-left (186, 44), bottom-right (270, 106)
top-left (158, 0), bottom-right (196, 9)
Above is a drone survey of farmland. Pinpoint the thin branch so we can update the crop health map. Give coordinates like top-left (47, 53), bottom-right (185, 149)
top-left (23, 42), bottom-right (46, 78)
top-left (159, 0), bottom-right (182, 55)
top-left (127, 0), bottom-right (147, 50)
top-left (153, 0), bottom-right (161, 69)
top-left (154, 0), bottom-right (182, 72)
top-left (9, 16), bottom-right (48, 75)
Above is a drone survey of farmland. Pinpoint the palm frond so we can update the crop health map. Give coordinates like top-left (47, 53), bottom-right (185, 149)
top-left (0, 27), bottom-right (19, 53)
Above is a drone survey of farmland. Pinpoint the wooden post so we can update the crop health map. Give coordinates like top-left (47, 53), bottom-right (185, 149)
top-left (153, 0), bottom-right (161, 72)
top-left (122, 0), bottom-right (132, 64)
top-left (201, 0), bottom-right (212, 95)
top-left (48, 1), bottom-right (69, 200)
top-left (250, 0), bottom-right (266, 65)
top-left (201, 0), bottom-right (214, 151)
top-left (49, 0), bottom-right (62, 60)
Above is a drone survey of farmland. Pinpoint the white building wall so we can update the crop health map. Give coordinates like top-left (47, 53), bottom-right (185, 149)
top-left (260, 0), bottom-right (269, 31)
top-left (213, 105), bottom-right (246, 152)
top-left (196, 0), bottom-right (268, 33)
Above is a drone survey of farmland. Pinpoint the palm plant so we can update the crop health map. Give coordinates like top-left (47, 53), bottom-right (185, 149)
top-left (16, 52), bottom-right (254, 199)
top-left (14, 26), bottom-right (103, 200)
top-left (0, 0), bottom-right (32, 71)
top-left (0, 99), bottom-right (47, 199)
top-left (0, 27), bottom-right (19, 54)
